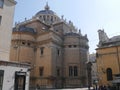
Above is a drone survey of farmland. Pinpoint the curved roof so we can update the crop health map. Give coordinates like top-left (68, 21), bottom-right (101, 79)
top-left (65, 32), bottom-right (80, 36)
top-left (110, 35), bottom-right (120, 42)
top-left (13, 26), bottom-right (36, 34)
top-left (35, 3), bottom-right (56, 16)
top-left (36, 10), bottom-right (56, 16)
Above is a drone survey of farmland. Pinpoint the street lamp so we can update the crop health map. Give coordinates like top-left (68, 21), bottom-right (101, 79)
top-left (86, 62), bottom-right (92, 90)
top-left (95, 80), bottom-right (98, 90)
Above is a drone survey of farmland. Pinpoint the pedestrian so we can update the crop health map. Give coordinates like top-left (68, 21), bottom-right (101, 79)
top-left (36, 84), bottom-right (40, 90)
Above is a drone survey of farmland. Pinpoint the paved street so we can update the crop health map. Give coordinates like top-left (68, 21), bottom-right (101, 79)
top-left (36, 88), bottom-right (89, 90)
top-left (59, 88), bottom-right (88, 90)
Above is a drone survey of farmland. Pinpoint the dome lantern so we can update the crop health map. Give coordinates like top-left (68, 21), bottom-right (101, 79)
top-left (44, 2), bottom-right (50, 10)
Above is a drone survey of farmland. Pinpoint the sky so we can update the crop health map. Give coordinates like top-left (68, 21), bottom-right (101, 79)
top-left (14, 0), bottom-right (120, 53)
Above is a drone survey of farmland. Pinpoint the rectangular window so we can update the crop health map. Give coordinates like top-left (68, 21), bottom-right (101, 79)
top-left (74, 66), bottom-right (78, 76)
top-left (0, 16), bottom-right (2, 25)
top-left (0, 70), bottom-right (4, 90)
top-left (69, 66), bottom-right (73, 76)
top-left (0, 0), bottom-right (4, 8)
top-left (68, 66), bottom-right (78, 77)
top-left (57, 69), bottom-right (60, 76)
top-left (39, 67), bottom-right (44, 76)
top-left (51, 16), bottom-right (53, 21)
top-left (40, 47), bottom-right (44, 56)
top-left (57, 49), bottom-right (60, 56)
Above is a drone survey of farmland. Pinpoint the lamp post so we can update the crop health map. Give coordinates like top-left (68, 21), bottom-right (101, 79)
top-left (95, 80), bottom-right (98, 90)
top-left (86, 62), bottom-right (92, 90)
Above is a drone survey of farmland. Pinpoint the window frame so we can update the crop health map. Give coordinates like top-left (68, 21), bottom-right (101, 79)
top-left (74, 66), bottom-right (78, 76)
top-left (39, 67), bottom-right (44, 76)
top-left (0, 0), bottom-right (4, 8)
top-left (57, 49), bottom-right (60, 56)
top-left (40, 47), bottom-right (44, 56)
top-left (69, 66), bottom-right (73, 77)
top-left (0, 70), bottom-right (4, 90)
top-left (57, 68), bottom-right (60, 76)
top-left (106, 68), bottom-right (113, 81)
top-left (0, 16), bottom-right (2, 25)
top-left (68, 65), bottom-right (78, 77)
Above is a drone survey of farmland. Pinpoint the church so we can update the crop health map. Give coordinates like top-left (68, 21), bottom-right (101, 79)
top-left (96, 29), bottom-right (120, 88)
top-left (10, 3), bottom-right (89, 88)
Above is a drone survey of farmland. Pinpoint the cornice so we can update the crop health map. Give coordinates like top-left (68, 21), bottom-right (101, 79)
top-left (8, 0), bottom-right (17, 5)
top-left (12, 31), bottom-right (36, 37)
top-left (0, 60), bottom-right (30, 68)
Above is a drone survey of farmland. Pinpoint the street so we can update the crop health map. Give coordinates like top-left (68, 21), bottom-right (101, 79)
top-left (60, 88), bottom-right (88, 90)
top-left (36, 88), bottom-right (89, 90)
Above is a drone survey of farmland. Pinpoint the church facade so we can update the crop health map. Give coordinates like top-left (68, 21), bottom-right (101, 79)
top-left (96, 29), bottom-right (120, 86)
top-left (10, 3), bottom-right (89, 88)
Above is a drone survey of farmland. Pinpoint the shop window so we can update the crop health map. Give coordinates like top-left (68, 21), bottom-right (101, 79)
top-left (39, 67), bottom-right (44, 76)
top-left (0, 0), bottom-right (4, 8)
top-left (0, 70), bottom-right (4, 90)
top-left (14, 72), bottom-right (26, 90)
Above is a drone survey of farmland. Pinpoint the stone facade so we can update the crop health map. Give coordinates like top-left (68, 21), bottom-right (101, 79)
top-left (0, 61), bottom-right (30, 90)
top-left (89, 53), bottom-right (98, 85)
top-left (10, 3), bottom-right (89, 88)
top-left (0, 0), bottom-right (16, 61)
top-left (96, 29), bottom-right (120, 86)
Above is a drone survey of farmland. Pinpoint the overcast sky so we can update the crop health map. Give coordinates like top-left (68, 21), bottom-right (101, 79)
top-left (14, 0), bottom-right (120, 53)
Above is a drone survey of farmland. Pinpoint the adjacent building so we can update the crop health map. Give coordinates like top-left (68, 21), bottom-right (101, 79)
top-left (0, 0), bottom-right (31, 90)
top-left (0, 61), bottom-right (30, 90)
top-left (96, 29), bottom-right (120, 86)
top-left (0, 0), bottom-right (16, 61)
top-left (89, 53), bottom-right (98, 86)
top-left (10, 3), bottom-right (89, 88)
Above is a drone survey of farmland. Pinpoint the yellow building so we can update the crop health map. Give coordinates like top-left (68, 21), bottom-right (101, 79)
top-left (96, 29), bottom-right (120, 86)
top-left (0, 0), bottom-right (16, 61)
top-left (10, 3), bottom-right (89, 88)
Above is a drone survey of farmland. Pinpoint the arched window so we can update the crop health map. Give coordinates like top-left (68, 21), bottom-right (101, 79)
top-left (106, 68), bottom-right (113, 81)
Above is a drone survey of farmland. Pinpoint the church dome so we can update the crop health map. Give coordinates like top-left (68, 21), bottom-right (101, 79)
top-left (36, 10), bottom-right (55, 16)
top-left (35, 3), bottom-right (56, 16)
top-left (35, 5), bottom-right (56, 16)
top-left (35, 3), bottom-right (60, 25)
